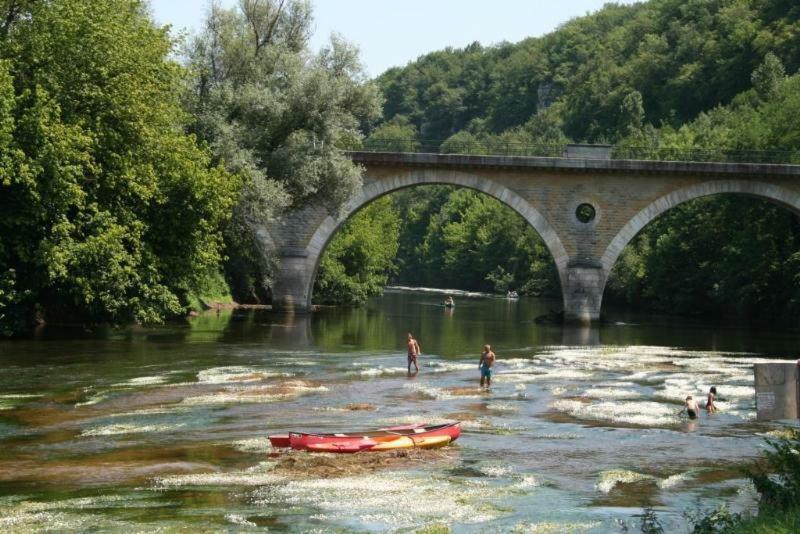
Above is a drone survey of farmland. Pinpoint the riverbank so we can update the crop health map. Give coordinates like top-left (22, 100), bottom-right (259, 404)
top-left (735, 506), bottom-right (800, 533)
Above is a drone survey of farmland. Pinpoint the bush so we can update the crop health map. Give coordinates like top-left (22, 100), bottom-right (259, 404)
top-left (687, 505), bottom-right (742, 534)
top-left (643, 428), bottom-right (800, 533)
top-left (748, 428), bottom-right (800, 510)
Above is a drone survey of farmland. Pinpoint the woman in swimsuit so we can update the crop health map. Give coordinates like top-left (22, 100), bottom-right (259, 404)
top-left (706, 386), bottom-right (717, 413)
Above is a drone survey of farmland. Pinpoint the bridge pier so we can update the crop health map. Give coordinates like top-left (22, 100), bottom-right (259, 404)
top-left (562, 262), bottom-right (606, 324)
top-left (271, 248), bottom-right (313, 313)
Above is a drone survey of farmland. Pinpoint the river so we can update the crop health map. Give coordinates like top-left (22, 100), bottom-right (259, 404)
top-left (0, 289), bottom-right (798, 532)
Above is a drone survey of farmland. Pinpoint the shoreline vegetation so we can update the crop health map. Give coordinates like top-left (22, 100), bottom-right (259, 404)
top-left (650, 427), bottom-right (800, 534)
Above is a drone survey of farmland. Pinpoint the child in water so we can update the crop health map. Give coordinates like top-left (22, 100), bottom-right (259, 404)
top-left (679, 395), bottom-right (700, 419)
top-left (706, 386), bottom-right (718, 413)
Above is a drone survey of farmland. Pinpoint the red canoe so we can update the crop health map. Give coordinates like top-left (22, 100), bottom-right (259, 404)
top-left (306, 434), bottom-right (453, 453)
top-left (273, 422), bottom-right (461, 450)
top-left (268, 422), bottom-right (429, 448)
top-left (305, 439), bottom-right (377, 453)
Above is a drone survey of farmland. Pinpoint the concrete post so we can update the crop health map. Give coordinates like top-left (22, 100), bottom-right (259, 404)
top-left (271, 248), bottom-right (313, 313)
top-left (754, 362), bottom-right (799, 421)
top-left (562, 261), bottom-right (605, 324)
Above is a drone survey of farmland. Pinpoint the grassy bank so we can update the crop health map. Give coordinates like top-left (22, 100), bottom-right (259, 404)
top-left (186, 271), bottom-right (235, 312)
top-left (733, 505), bottom-right (800, 533)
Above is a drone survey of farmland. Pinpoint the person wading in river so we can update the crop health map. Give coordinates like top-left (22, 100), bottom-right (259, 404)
top-left (406, 332), bottom-right (421, 373)
top-left (678, 395), bottom-right (700, 420)
top-left (706, 386), bottom-right (718, 413)
top-left (479, 344), bottom-right (496, 388)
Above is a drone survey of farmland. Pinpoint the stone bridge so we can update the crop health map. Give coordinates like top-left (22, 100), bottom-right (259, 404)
top-left (262, 148), bottom-right (800, 323)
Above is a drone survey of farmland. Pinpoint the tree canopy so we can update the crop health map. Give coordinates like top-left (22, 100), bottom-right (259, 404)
top-left (376, 0), bottom-right (800, 143)
top-left (184, 0), bottom-right (382, 303)
top-left (0, 0), bottom-right (238, 335)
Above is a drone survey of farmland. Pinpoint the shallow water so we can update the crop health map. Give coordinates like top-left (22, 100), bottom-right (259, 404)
top-left (0, 289), bottom-right (798, 532)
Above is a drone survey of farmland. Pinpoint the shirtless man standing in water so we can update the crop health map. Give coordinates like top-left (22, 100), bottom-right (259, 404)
top-left (406, 333), bottom-right (421, 373)
top-left (479, 344), bottom-right (496, 388)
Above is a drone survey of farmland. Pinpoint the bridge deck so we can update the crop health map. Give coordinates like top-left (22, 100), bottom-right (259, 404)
top-left (347, 151), bottom-right (800, 177)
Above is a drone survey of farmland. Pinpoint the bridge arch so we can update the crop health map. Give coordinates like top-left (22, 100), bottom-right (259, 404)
top-left (301, 170), bottom-right (570, 309)
top-left (600, 179), bottom-right (800, 276)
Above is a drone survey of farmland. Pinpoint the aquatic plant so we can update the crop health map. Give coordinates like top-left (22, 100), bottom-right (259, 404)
top-left (748, 428), bottom-right (800, 509)
top-left (639, 507), bottom-right (665, 534)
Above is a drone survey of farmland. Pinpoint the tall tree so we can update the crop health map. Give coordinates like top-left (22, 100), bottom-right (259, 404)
top-left (0, 0), bottom-right (238, 335)
top-left (185, 0), bottom-right (382, 302)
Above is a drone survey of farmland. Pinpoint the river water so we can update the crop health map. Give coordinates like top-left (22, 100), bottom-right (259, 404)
top-left (0, 289), bottom-right (798, 532)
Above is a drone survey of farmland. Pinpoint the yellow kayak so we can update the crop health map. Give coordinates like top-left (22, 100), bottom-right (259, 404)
top-left (367, 435), bottom-right (451, 451)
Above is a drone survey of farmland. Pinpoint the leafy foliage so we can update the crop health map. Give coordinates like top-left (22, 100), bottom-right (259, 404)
top-left (314, 197), bottom-right (400, 305)
top-left (608, 72), bottom-right (800, 323)
top-left (644, 429), bottom-right (800, 533)
top-left (606, 196), bottom-right (800, 320)
top-left (316, 185), bottom-right (560, 301)
top-left (0, 0), bottom-right (238, 334)
top-left (185, 0), bottom-right (382, 303)
top-left (364, 116), bottom-right (419, 152)
top-left (390, 187), bottom-right (559, 296)
top-left (687, 505), bottom-right (743, 534)
top-left (377, 0), bottom-right (800, 143)
top-left (749, 428), bottom-right (800, 510)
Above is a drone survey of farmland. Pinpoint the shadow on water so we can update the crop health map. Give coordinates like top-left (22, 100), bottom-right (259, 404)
top-left (5, 290), bottom-right (800, 359)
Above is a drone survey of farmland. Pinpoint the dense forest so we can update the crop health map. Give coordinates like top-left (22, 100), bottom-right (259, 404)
top-left (2, 0), bottom-right (800, 336)
top-left (376, 0), bottom-right (800, 143)
top-left (313, 187), bottom-right (560, 305)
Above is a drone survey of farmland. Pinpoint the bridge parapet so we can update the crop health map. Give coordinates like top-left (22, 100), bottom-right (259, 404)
top-left (354, 140), bottom-right (800, 165)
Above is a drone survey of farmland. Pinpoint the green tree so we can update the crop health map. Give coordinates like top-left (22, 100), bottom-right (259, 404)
top-left (440, 131), bottom-right (485, 154)
top-left (620, 90), bottom-right (645, 133)
top-left (752, 52), bottom-right (786, 100)
top-left (364, 115), bottom-right (418, 152)
top-left (314, 197), bottom-right (401, 305)
top-left (185, 0), bottom-right (382, 302)
top-left (391, 187), bottom-right (558, 296)
top-left (0, 0), bottom-right (238, 334)
top-left (377, 0), bottom-right (800, 143)
top-left (390, 186), bottom-right (455, 286)
top-left (606, 196), bottom-right (800, 321)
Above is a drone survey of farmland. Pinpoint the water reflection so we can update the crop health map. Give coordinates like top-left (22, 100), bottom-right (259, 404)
top-left (562, 325), bottom-right (601, 346)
